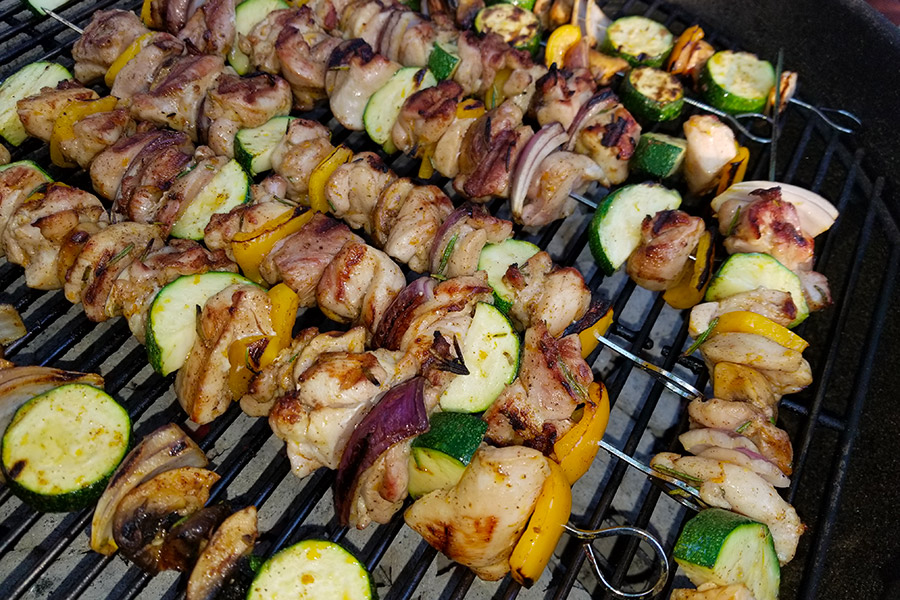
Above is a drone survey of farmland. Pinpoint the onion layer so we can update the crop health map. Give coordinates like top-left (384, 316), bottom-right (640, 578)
top-left (372, 277), bottom-right (436, 349)
top-left (510, 123), bottom-right (568, 221)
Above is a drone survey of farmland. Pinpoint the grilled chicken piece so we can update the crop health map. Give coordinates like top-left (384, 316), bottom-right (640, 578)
top-left (572, 102), bottom-right (641, 187)
top-left (276, 6), bottom-right (343, 110)
top-left (177, 285), bottom-right (275, 424)
top-left (683, 115), bottom-right (737, 195)
top-left (671, 583), bottom-right (757, 600)
top-left (340, 0), bottom-right (394, 46)
top-left (679, 428), bottom-right (789, 488)
top-left (700, 332), bottom-right (806, 374)
top-left (562, 39), bottom-right (629, 85)
top-left (16, 84), bottom-right (98, 142)
top-left (520, 150), bottom-right (603, 227)
top-left (64, 109), bottom-right (134, 170)
top-left (204, 201), bottom-right (295, 260)
top-left (3, 184), bottom-right (108, 290)
top-left (325, 39), bottom-right (401, 131)
top-left (111, 33), bottom-right (185, 102)
top-left (155, 155), bottom-right (230, 234)
top-left (91, 131), bottom-right (170, 201)
top-left (349, 438), bottom-right (412, 529)
top-left (431, 108), bottom-right (480, 179)
top-left (64, 223), bottom-right (164, 322)
top-left (721, 189), bottom-right (814, 271)
top-left (109, 240), bottom-right (237, 342)
top-left (316, 241), bottom-right (405, 333)
top-left (269, 332), bottom-right (414, 478)
top-left (429, 204), bottom-right (513, 278)
top-left (114, 131), bottom-right (194, 224)
top-left (0, 146), bottom-right (8, 167)
top-left (797, 269), bottom-right (831, 312)
top-left (177, 0), bottom-right (235, 55)
top-left (270, 118), bottom-right (335, 201)
top-left (405, 445), bottom-right (551, 580)
top-left (689, 289), bottom-right (798, 337)
top-left (260, 213), bottom-right (363, 306)
top-left (242, 9), bottom-right (295, 75)
top-left (391, 80), bottom-right (464, 158)
top-left (379, 10), bottom-right (425, 65)
top-left (688, 397), bottom-right (793, 476)
top-left (712, 362), bottom-right (779, 418)
top-left (484, 322), bottom-right (591, 452)
top-left (378, 184), bottom-right (454, 273)
top-left (0, 163), bottom-right (56, 256)
top-left (240, 328), bottom-right (321, 417)
top-left (131, 55), bottom-right (225, 141)
top-left (531, 66), bottom-right (597, 130)
top-left (651, 452), bottom-right (803, 564)
top-left (454, 31), bottom-right (537, 98)
top-left (627, 210), bottom-right (706, 291)
top-left (73, 10), bottom-right (149, 84)
top-left (325, 152), bottom-right (394, 232)
top-left (502, 250), bottom-right (591, 337)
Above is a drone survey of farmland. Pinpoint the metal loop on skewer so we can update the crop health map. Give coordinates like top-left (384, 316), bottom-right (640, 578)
top-left (683, 97), bottom-right (775, 144)
top-left (564, 523), bottom-right (670, 598)
top-left (788, 98), bottom-right (862, 134)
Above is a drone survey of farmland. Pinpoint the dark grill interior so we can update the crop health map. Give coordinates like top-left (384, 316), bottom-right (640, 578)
top-left (0, 0), bottom-right (897, 598)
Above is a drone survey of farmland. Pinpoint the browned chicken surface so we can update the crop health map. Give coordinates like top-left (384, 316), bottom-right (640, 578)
top-left (91, 131), bottom-right (171, 201)
top-left (73, 10), bottom-right (149, 84)
top-left (531, 66), bottom-right (597, 130)
top-left (114, 131), bottom-right (194, 224)
top-left (276, 7), bottom-right (344, 110)
top-left (376, 184), bottom-right (454, 273)
top-left (64, 109), bottom-right (134, 170)
top-left (429, 204), bottom-right (513, 278)
top-left (520, 151), bottom-right (603, 227)
top-left (242, 9), bottom-right (295, 75)
top-left (270, 118), bottom-right (334, 200)
top-left (325, 39), bottom-right (400, 131)
top-left (391, 80), bottom-right (464, 157)
top-left (572, 101), bottom-right (641, 187)
top-left (627, 210), bottom-right (706, 291)
top-left (0, 164), bottom-right (55, 257)
top-left (204, 73), bottom-right (292, 130)
top-left (325, 152), bottom-right (395, 232)
top-left (110, 33), bottom-right (185, 102)
top-left (177, 0), bottom-right (235, 56)
top-left (16, 84), bottom-right (98, 142)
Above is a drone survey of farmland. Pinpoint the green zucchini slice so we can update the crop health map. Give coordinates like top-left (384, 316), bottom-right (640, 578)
top-left (474, 4), bottom-right (542, 57)
top-left (0, 62), bottom-right (72, 146)
top-left (477, 238), bottom-right (540, 313)
top-left (363, 67), bottom-right (437, 147)
top-left (408, 412), bottom-right (487, 498)
top-left (428, 42), bottom-right (460, 82)
top-left (631, 132), bottom-right (687, 180)
top-left (235, 115), bottom-right (295, 176)
top-left (601, 16), bottom-right (674, 68)
top-left (700, 50), bottom-right (775, 115)
top-left (621, 66), bottom-right (684, 122)
top-left (170, 159), bottom-right (250, 240)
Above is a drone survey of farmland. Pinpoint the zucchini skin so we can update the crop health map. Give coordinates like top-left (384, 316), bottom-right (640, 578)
top-left (621, 67), bottom-right (684, 122)
top-left (700, 51), bottom-right (775, 115)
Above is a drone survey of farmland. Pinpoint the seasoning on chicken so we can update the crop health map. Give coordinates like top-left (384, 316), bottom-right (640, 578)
top-left (391, 80), bottom-right (464, 158)
top-left (688, 289), bottom-right (798, 337)
top-left (429, 203), bottom-right (513, 278)
top-left (520, 150), bottom-right (603, 227)
top-left (72, 10), bottom-right (149, 84)
top-left (626, 210), bottom-right (706, 291)
top-left (325, 39), bottom-right (401, 131)
top-left (110, 33), bottom-right (185, 102)
top-left (275, 7), bottom-right (344, 110)
top-left (372, 182), bottom-right (454, 273)
top-left (325, 152), bottom-right (395, 232)
top-left (269, 118), bottom-right (334, 201)
top-left (571, 101), bottom-right (641, 187)
top-left (64, 109), bottom-right (134, 170)
top-left (531, 66), bottom-right (597, 130)
top-left (177, 0), bottom-right (235, 56)
top-left (16, 83), bottom-right (98, 142)
top-left (683, 115), bottom-right (737, 195)
top-left (0, 163), bottom-right (56, 257)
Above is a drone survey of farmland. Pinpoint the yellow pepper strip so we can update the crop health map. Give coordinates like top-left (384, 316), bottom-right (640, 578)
top-left (418, 146), bottom-right (435, 179)
top-left (140, 0), bottom-right (153, 26)
top-left (50, 96), bottom-right (118, 168)
top-left (545, 24), bottom-right (582, 68)
top-left (309, 145), bottom-right (354, 213)
top-left (711, 310), bottom-right (809, 352)
top-left (485, 68), bottom-right (512, 110)
top-left (232, 208), bottom-right (315, 284)
top-left (553, 382), bottom-right (610, 485)
top-left (663, 230), bottom-right (714, 310)
top-left (716, 145), bottom-right (750, 196)
top-left (227, 335), bottom-right (267, 398)
top-left (667, 25), bottom-right (704, 74)
top-left (509, 459), bottom-right (572, 588)
top-left (577, 306), bottom-right (614, 359)
top-left (105, 32), bottom-right (154, 88)
top-left (456, 98), bottom-right (485, 120)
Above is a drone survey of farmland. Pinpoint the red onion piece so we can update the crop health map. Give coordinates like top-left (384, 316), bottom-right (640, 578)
top-left (334, 377), bottom-right (429, 525)
top-left (509, 123), bottom-right (568, 221)
top-left (734, 446), bottom-right (769, 463)
top-left (428, 203), bottom-right (475, 273)
top-left (566, 89), bottom-right (619, 151)
top-left (372, 276), bottom-right (436, 349)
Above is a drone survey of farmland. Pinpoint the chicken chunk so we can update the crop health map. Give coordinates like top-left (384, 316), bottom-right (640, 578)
top-left (242, 8), bottom-right (295, 75)
top-left (16, 83), bottom-right (98, 142)
top-left (626, 210), bottom-right (706, 291)
top-left (325, 39), bottom-right (400, 131)
top-left (270, 118), bottom-right (334, 201)
top-left (688, 289), bottom-right (798, 337)
top-left (429, 203), bottom-right (513, 278)
top-left (177, 0), bottom-right (235, 56)
top-left (276, 7), bottom-right (343, 110)
top-left (531, 66), bottom-right (597, 130)
top-left (380, 184), bottom-right (454, 273)
top-left (572, 102), bottom-right (641, 187)
top-left (114, 131), bottom-right (194, 224)
top-left (324, 152), bottom-right (395, 232)
top-left (519, 151), bottom-right (604, 227)
top-left (91, 131), bottom-right (169, 201)
top-left (110, 33), bottom-right (185, 102)
top-left (73, 10), bottom-right (149, 84)
top-left (391, 80), bottom-right (464, 157)
top-left (683, 115), bottom-right (737, 196)
top-left (63, 109), bottom-right (133, 170)
top-left (0, 162), bottom-right (55, 256)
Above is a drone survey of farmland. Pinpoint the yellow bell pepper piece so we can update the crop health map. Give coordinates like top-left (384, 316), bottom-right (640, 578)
top-left (711, 310), bottom-right (809, 352)
top-left (263, 283), bottom-right (299, 356)
top-left (667, 25), bottom-right (704, 74)
top-left (553, 382), bottom-right (610, 485)
top-left (456, 98), bottom-right (485, 120)
top-left (105, 32), bottom-right (154, 88)
top-left (308, 145), bottom-right (353, 213)
top-left (485, 68), bottom-right (512, 110)
top-left (578, 306), bottom-right (614, 359)
top-left (545, 24), bottom-right (582, 68)
top-left (50, 96), bottom-right (118, 168)
top-left (232, 208), bottom-right (315, 284)
top-left (716, 146), bottom-right (750, 196)
top-left (227, 335), bottom-right (268, 398)
top-left (663, 230), bottom-right (714, 310)
top-left (418, 146), bottom-right (435, 179)
top-left (509, 459), bottom-right (572, 588)
top-left (140, 0), bottom-right (153, 26)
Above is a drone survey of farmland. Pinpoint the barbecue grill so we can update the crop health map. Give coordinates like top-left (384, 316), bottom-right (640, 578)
top-left (0, 0), bottom-right (897, 598)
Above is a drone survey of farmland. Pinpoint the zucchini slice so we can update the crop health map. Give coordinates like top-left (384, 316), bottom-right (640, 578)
top-left (363, 67), bottom-right (437, 147)
top-left (228, 0), bottom-right (291, 75)
top-left (704, 252), bottom-right (809, 327)
top-left (248, 539), bottom-right (374, 600)
top-left (408, 412), bottom-right (487, 498)
top-left (0, 62), bottom-right (72, 146)
top-left (25, 0), bottom-right (68, 16)
top-left (621, 66), bottom-right (684, 122)
top-left (700, 50), bottom-right (775, 115)
top-left (170, 159), bottom-right (250, 240)
top-left (428, 42), bottom-right (460, 82)
top-left (477, 238), bottom-right (540, 313)
top-left (474, 4), bottom-right (541, 56)
top-left (674, 508), bottom-right (780, 600)
top-left (1, 383), bottom-right (130, 512)
top-left (601, 16), bottom-right (674, 68)
top-left (631, 132), bottom-right (687, 180)
top-left (234, 115), bottom-right (295, 176)
top-left (146, 272), bottom-right (255, 375)
top-left (439, 302), bottom-right (520, 413)
top-left (588, 182), bottom-right (682, 276)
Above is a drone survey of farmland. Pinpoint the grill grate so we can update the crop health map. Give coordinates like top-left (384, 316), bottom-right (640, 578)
top-left (0, 0), bottom-right (898, 598)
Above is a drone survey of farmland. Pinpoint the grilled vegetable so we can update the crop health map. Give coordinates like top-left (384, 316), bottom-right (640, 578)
top-left (308, 145), bottom-right (353, 213)
top-left (24, 0), bottom-right (67, 16)
top-left (439, 302), bottom-right (520, 412)
top-left (235, 116), bottom-right (295, 176)
top-left (364, 67), bottom-right (437, 148)
top-left (171, 159), bottom-right (250, 240)
top-left (1, 383), bottom-right (130, 512)
top-left (601, 16), bottom-right (674, 68)
top-left (663, 229), bottom-right (714, 309)
top-left (544, 24), bottom-right (582, 68)
top-left (408, 412), bottom-right (488, 498)
top-left (231, 208), bottom-right (315, 284)
top-left (704, 253), bottom-right (809, 327)
top-left (0, 304), bottom-right (26, 347)
top-left (92, 424), bottom-right (208, 555)
top-left (631, 132), bottom-right (687, 180)
top-left (157, 504), bottom-right (232, 571)
top-left (187, 506), bottom-right (259, 600)
top-left (674, 508), bottom-right (780, 600)
top-left (112, 466), bottom-right (220, 573)
top-left (710, 310), bottom-right (808, 352)
top-left (146, 272), bottom-right (255, 375)
top-left (0, 61), bottom-right (72, 146)
top-left (229, 0), bottom-right (291, 75)
top-left (700, 51), bottom-right (775, 115)
top-left (552, 381), bottom-right (610, 484)
top-left (477, 239), bottom-right (539, 313)
top-left (248, 540), bottom-right (374, 600)
top-left (474, 4), bottom-right (542, 57)
top-left (621, 66), bottom-right (684, 122)
top-left (715, 146), bottom-right (751, 195)
top-left (588, 182), bottom-right (682, 276)
top-left (428, 42), bottom-right (460, 81)
top-left (567, 300), bottom-right (615, 358)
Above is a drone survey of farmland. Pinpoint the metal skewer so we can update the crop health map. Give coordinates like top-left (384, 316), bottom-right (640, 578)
top-left (44, 9), bottom-right (83, 34)
top-left (768, 48), bottom-right (784, 181)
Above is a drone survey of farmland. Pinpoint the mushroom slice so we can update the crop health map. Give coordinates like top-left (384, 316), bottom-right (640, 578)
top-left (187, 506), bottom-right (259, 600)
top-left (157, 503), bottom-right (233, 571)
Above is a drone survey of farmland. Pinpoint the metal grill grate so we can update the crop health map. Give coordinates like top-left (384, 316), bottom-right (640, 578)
top-left (0, 0), bottom-right (897, 598)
